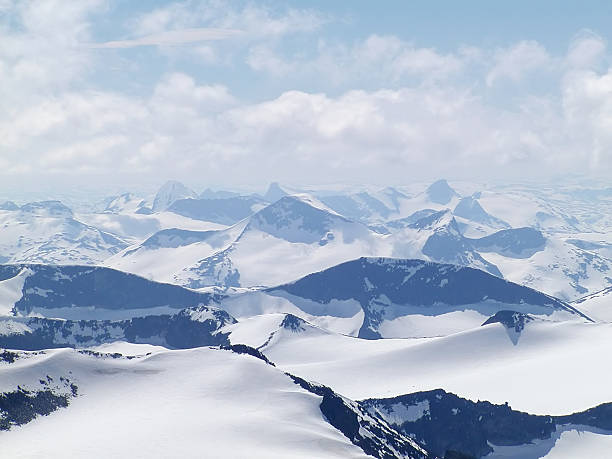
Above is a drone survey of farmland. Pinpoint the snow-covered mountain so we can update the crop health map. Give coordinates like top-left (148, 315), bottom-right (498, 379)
top-left (425, 179), bottom-right (460, 205)
top-left (167, 195), bottom-right (267, 225)
top-left (0, 264), bottom-right (215, 319)
top-left (107, 194), bottom-right (391, 288)
top-left (453, 194), bottom-right (510, 234)
top-left (151, 180), bottom-right (198, 212)
top-left (221, 257), bottom-right (585, 339)
top-left (386, 203), bottom-right (612, 300)
top-left (2, 178), bottom-right (611, 457)
top-left (392, 209), bottom-right (502, 276)
top-left (478, 236), bottom-right (612, 301)
top-left (0, 304), bottom-right (234, 350)
top-left (0, 201), bottom-right (129, 265)
top-left (362, 389), bottom-right (612, 458)
top-left (263, 181), bottom-right (291, 202)
top-left (0, 345), bottom-right (431, 459)
top-left (108, 195), bottom-right (519, 289)
top-left (318, 190), bottom-right (398, 223)
top-left (199, 188), bottom-right (240, 199)
top-left (103, 192), bottom-right (151, 214)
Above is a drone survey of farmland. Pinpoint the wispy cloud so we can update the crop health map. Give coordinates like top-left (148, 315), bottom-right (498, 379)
top-left (90, 28), bottom-right (242, 49)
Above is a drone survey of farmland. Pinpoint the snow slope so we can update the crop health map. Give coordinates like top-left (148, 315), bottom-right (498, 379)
top-left (0, 346), bottom-right (429, 458)
top-left (242, 317), bottom-right (612, 415)
top-left (77, 209), bottom-right (227, 244)
top-left (480, 237), bottom-right (612, 301)
top-left (571, 287), bottom-right (612, 322)
top-left (0, 203), bottom-right (129, 265)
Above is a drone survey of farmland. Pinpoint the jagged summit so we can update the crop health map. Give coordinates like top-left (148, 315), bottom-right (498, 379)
top-left (482, 310), bottom-right (535, 332)
top-left (263, 182), bottom-right (290, 203)
top-left (248, 194), bottom-right (352, 244)
top-left (408, 209), bottom-right (501, 276)
top-left (425, 179), bottom-right (459, 205)
top-left (280, 313), bottom-right (308, 332)
top-left (104, 193), bottom-right (148, 214)
top-left (152, 180), bottom-right (198, 212)
top-left (408, 209), bottom-right (456, 231)
top-left (454, 196), bottom-right (509, 228)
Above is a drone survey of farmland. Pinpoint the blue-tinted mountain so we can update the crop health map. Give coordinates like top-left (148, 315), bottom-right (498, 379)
top-left (110, 194), bottom-right (383, 289)
top-left (362, 389), bottom-right (612, 458)
top-left (408, 210), bottom-right (502, 277)
top-left (289, 374), bottom-right (432, 459)
top-left (199, 188), bottom-right (241, 199)
top-left (386, 209), bottom-right (439, 229)
top-left (263, 182), bottom-right (290, 203)
top-left (168, 196), bottom-right (266, 225)
top-left (0, 202), bottom-right (129, 265)
top-left (20, 201), bottom-right (73, 218)
top-left (0, 305), bottom-right (234, 350)
top-left (319, 192), bottom-right (394, 222)
top-left (469, 227), bottom-right (546, 258)
top-left (268, 257), bottom-right (585, 339)
top-left (453, 196), bottom-right (509, 228)
top-left (0, 201), bottom-right (19, 211)
top-left (425, 179), bottom-right (459, 205)
top-left (246, 195), bottom-right (360, 244)
top-left (0, 264), bottom-right (215, 318)
top-left (103, 193), bottom-right (148, 214)
top-left (152, 180), bottom-right (198, 212)
top-left (139, 228), bottom-right (229, 250)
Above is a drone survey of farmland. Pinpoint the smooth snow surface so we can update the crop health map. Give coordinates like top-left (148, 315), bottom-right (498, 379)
top-left (572, 288), bottom-right (612, 322)
top-left (0, 347), bottom-right (369, 459)
top-left (542, 429), bottom-right (612, 458)
top-left (228, 316), bottom-right (612, 415)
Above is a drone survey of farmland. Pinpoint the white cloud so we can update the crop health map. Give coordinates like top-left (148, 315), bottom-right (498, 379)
top-left (566, 31), bottom-right (606, 69)
top-left (0, 1), bottom-right (611, 189)
top-left (129, 1), bottom-right (326, 41)
top-left (0, 77), bottom-right (582, 184)
top-left (486, 40), bottom-right (553, 87)
top-left (562, 66), bottom-right (612, 168)
top-left (246, 34), bottom-right (468, 86)
top-left (91, 28), bottom-right (242, 48)
top-left (246, 45), bottom-right (297, 76)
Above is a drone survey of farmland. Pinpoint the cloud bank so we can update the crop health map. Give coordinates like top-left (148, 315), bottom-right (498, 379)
top-left (0, 1), bottom-right (611, 189)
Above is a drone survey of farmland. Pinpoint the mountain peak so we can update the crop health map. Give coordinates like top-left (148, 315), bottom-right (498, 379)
top-left (104, 193), bottom-right (147, 214)
top-left (0, 201), bottom-right (19, 211)
top-left (249, 194), bottom-right (350, 244)
top-left (152, 181), bottom-right (198, 212)
top-left (19, 200), bottom-right (73, 218)
top-left (280, 313), bottom-right (308, 332)
top-left (426, 179), bottom-right (459, 205)
top-left (454, 196), bottom-right (509, 228)
top-left (408, 209), bottom-right (456, 231)
top-left (263, 182), bottom-right (289, 203)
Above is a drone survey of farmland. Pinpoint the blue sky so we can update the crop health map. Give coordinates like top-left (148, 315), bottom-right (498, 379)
top-left (1, 0), bottom-right (612, 190)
